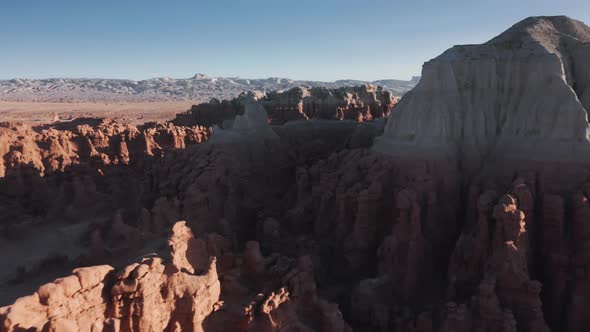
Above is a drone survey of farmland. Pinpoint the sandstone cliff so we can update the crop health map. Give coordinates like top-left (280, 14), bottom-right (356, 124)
top-left (374, 16), bottom-right (590, 171)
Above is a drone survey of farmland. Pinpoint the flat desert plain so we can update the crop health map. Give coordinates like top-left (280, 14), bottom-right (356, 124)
top-left (0, 100), bottom-right (200, 124)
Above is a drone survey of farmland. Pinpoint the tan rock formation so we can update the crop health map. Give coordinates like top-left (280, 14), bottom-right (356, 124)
top-left (0, 221), bottom-right (221, 332)
top-left (173, 85), bottom-right (398, 127)
top-left (1, 221), bottom-right (350, 331)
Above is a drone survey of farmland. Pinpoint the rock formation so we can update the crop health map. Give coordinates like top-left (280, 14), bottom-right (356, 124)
top-left (0, 118), bottom-right (211, 177)
top-left (374, 16), bottom-right (590, 175)
top-left (365, 15), bottom-right (590, 332)
top-left (0, 221), bottom-right (349, 331)
top-left (173, 84), bottom-right (398, 127)
top-left (3, 15), bottom-right (590, 332)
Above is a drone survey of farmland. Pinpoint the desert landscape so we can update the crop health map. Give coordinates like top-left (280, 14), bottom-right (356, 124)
top-left (0, 76), bottom-right (416, 125)
top-left (1, 5), bottom-right (590, 332)
top-left (0, 100), bottom-right (198, 124)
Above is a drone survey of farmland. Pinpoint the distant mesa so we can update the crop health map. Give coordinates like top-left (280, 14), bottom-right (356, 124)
top-left (173, 84), bottom-right (399, 127)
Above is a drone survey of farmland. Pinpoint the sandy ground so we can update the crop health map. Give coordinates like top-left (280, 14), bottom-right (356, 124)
top-left (0, 100), bottom-right (201, 125)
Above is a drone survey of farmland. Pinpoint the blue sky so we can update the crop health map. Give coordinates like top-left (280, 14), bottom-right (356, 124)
top-left (1, 0), bottom-right (589, 81)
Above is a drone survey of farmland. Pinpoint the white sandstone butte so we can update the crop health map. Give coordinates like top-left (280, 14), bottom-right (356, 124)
top-left (374, 16), bottom-right (590, 172)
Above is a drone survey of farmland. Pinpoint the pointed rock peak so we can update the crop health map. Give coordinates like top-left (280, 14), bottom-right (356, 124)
top-left (169, 221), bottom-right (196, 273)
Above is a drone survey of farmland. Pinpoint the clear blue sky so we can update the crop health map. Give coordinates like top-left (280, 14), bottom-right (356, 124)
top-left (1, 0), bottom-right (589, 81)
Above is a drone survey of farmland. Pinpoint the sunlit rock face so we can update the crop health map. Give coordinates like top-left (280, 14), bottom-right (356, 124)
top-left (375, 16), bottom-right (590, 172)
top-left (0, 221), bottom-right (351, 332)
top-left (0, 118), bottom-right (211, 178)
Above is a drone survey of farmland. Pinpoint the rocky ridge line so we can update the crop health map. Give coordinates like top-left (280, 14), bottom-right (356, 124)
top-left (173, 84), bottom-right (398, 127)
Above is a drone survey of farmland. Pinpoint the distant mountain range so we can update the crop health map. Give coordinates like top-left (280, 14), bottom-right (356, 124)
top-left (0, 74), bottom-right (420, 103)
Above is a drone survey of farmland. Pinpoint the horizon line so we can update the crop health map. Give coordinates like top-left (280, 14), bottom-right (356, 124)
top-left (0, 73), bottom-right (421, 83)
